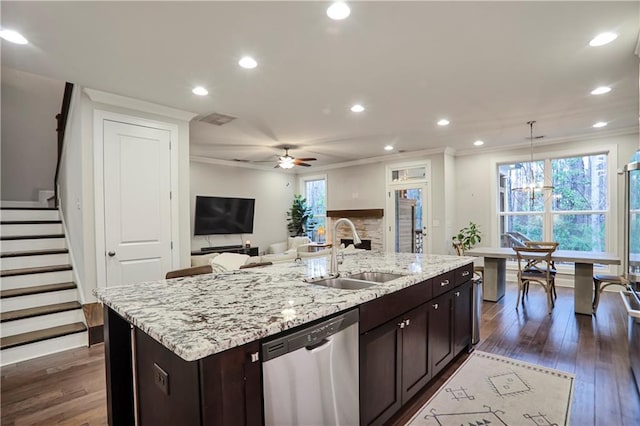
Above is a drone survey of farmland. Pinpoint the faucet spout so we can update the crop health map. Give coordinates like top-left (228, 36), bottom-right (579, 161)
top-left (331, 218), bottom-right (361, 276)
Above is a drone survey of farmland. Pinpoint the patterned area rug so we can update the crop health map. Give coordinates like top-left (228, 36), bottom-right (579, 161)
top-left (407, 350), bottom-right (574, 426)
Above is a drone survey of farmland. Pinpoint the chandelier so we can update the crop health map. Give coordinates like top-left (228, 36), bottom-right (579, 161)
top-left (511, 120), bottom-right (554, 207)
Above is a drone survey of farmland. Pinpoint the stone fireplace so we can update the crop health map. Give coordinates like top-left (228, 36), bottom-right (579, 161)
top-left (326, 209), bottom-right (384, 252)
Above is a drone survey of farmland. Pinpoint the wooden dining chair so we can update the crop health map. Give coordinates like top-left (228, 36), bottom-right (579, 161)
top-left (593, 274), bottom-right (629, 312)
top-left (522, 241), bottom-right (559, 298)
top-left (514, 245), bottom-right (558, 314)
top-left (165, 264), bottom-right (213, 279)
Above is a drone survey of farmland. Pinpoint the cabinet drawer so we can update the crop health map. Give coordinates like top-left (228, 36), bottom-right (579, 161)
top-left (360, 279), bottom-right (432, 333)
top-left (432, 271), bottom-right (455, 298)
top-left (455, 263), bottom-right (474, 286)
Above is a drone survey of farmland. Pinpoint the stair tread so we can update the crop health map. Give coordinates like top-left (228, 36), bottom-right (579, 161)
top-left (0, 282), bottom-right (77, 299)
top-left (0, 264), bottom-right (72, 277)
top-left (1, 234), bottom-right (65, 241)
top-left (0, 220), bottom-right (61, 224)
top-left (1, 301), bottom-right (82, 322)
top-left (0, 248), bottom-right (69, 258)
top-left (0, 207), bottom-right (57, 211)
top-left (0, 322), bottom-right (86, 350)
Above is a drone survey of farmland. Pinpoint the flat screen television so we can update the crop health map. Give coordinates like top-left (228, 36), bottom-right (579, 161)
top-left (194, 196), bottom-right (255, 235)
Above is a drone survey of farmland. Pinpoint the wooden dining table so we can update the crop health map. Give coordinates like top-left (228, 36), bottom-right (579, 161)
top-left (465, 247), bottom-right (621, 315)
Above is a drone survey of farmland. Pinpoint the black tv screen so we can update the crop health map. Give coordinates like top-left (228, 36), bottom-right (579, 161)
top-left (194, 196), bottom-right (255, 235)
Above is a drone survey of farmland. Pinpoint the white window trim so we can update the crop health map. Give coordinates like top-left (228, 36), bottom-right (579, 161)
top-left (490, 143), bottom-right (618, 274)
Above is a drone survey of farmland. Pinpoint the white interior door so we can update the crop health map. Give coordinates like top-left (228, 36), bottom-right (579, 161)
top-left (103, 120), bottom-right (172, 286)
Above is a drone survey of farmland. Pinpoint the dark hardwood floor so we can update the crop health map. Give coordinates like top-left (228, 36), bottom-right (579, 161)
top-left (1, 284), bottom-right (638, 425)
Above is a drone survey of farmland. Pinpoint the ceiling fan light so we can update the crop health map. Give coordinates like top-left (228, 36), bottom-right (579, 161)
top-left (239, 56), bottom-right (257, 69)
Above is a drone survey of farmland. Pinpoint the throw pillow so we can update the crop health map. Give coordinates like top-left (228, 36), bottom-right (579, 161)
top-left (191, 252), bottom-right (220, 267)
top-left (210, 252), bottom-right (250, 271)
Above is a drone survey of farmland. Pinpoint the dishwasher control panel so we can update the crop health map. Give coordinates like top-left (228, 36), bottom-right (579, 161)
top-left (261, 309), bottom-right (359, 361)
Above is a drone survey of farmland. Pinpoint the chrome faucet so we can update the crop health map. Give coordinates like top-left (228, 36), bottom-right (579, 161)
top-left (330, 218), bottom-right (361, 277)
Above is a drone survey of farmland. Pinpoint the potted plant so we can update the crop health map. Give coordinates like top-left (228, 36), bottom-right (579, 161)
top-left (452, 221), bottom-right (482, 254)
top-left (287, 194), bottom-right (316, 237)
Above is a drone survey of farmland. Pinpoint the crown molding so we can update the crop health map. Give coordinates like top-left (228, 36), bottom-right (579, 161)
top-left (84, 88), bottom-right (198, 122)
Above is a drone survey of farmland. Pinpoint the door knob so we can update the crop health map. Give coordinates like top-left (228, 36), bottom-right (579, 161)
top-left (108, 251), bottom-right (116, 257)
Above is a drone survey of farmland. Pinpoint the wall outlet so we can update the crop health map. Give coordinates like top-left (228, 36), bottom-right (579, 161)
top-left (153, 363), bottom-right (169, 396)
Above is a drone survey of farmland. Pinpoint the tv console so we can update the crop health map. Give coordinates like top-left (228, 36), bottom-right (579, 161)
top-left (192, 245), bottom-right (259, 257)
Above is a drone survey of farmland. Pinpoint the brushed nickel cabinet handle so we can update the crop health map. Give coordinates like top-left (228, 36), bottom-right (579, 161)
top-left (462, 271), bottom-right (470, 276)
top-left (432, 303), bottom-right (439, 309)
top-left (405, 319), bottom-right (411, 326)
top-left (455, 291), bottom-right (460, 297)
top-left (440, 280), bottom-right (450, 287)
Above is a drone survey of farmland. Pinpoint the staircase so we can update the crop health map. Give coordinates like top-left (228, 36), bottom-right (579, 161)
top-left (0, 205), bottom-right (87, 366)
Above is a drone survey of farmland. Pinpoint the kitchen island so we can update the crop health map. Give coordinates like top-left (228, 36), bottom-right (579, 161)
top-left (96, 251), bottom-right (475, 426)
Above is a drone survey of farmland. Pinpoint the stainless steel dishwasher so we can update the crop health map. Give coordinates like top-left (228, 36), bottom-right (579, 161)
top-left (262, 309), bottom-right (359, 426)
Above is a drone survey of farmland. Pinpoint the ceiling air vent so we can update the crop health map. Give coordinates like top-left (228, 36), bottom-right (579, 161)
top-left (197, 112), bottom-right (237, 126)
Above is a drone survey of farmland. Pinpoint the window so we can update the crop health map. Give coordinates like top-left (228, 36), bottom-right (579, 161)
top-left (498, 153), bottom-right (609, 252)
top-left (302, 177), bottom-right (326, 242)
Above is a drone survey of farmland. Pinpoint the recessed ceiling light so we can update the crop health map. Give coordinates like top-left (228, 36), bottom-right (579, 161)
top-left (437, 119), bottom-right (450, 126)
top-left (0, 29), bottom-right (28, 45)
top-left (589, 32), bottom-right (618, 47)
top-left (350, 104), bottom-right (365, 113)
top-left (592, 121), bottom-right (608, 128)
top-left (590, 86), bottom-right (611, 95)
top-left (238, 56), bottom-right (257, 69)
top-left (192, 86), bottom-right (208, 96)
top-left (384, 145), bottom-right (394, 151)
top-left (473, 140), bottom-right (484, 146)
top-left (327, 2), bottom-right (351, 20)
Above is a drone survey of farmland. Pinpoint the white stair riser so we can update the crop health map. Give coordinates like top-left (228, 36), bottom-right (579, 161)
top-left (1, 210), bottom-right (59, 221)
top-left (0, 201), bottom-right (48, 208)
top-left (1, 238), bottom-right (66, 252)
top-left (1, 270), bottom-right (73, 290)
top-left (0, 309), bottom-right (84, 338)
top-left (1, 289), bottom-right (78, 312)
top-left (0, 223), bottom-right (63, 237)
top-left (0, 331), bottom-right (87, 367)
top-left (1, 253), bottom-right (69, 270)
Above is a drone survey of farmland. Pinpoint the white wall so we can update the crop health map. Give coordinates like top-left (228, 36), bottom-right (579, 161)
top-left (1, 68), bottom-right (64, 201)
top-left (454, 132), bottom-right (639, 275)
top-left (57, 89), bottom-right (192, 302)
top-left (298, 151), bottom-right (451, 254)
top-left (190, 161), bottom-right (295, 253)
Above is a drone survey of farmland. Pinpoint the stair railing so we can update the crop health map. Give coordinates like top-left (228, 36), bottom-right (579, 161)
top-left (53, 82), bottom-right (74, 208)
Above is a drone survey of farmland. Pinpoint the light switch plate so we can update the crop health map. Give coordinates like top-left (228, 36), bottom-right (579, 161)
top-left (153, 363), bottom-right (169, 395)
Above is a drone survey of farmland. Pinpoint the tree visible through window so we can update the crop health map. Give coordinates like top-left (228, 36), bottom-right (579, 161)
top-left (498, 153), bottom-right (608, 252)
top-left (304, 178), bottom-right (326, 242)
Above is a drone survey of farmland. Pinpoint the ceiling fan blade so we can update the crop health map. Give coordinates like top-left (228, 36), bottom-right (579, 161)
top-left (296, 162), bottom-right (312, 167)
top-left (295, 157), bottom-right (317, 162)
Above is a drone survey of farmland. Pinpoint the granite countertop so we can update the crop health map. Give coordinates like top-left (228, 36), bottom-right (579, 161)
top-left (95, 252), bottom-right (474, 361)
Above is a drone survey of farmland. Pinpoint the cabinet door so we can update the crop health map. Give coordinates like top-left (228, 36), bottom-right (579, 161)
top-left (200, 341), bottom-right (263, 426)
top-left (360, 318), bottom-right (403, 426)
top-left (429, 292), bottom-right (453, 377)
top-left (453, 280), bottom-right (473, 355)
top-left (401, 303), bottom-right (431, 403)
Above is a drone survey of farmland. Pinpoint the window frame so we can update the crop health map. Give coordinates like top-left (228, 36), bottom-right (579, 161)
top-left (299, 174), bottom-right (327, 242)
top-left (491, 144), bottom-right (618, 273)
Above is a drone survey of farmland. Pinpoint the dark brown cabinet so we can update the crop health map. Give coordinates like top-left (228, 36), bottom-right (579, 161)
top-left (359, 266), bottom-right (474, 426)
top-left (104, 307), bottom-right (262, 426)
top-left (359, 303), bottom-right (431, 426)
top-left (428, 291), bottom-right (453, 377)
top-left (453, 280), bottom-right (472, 355)
top-left (359, 317), bottom-right (403, 426)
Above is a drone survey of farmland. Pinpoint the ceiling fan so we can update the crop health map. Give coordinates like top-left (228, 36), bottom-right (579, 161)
top-left (275, 147), bottom-right (316, 169)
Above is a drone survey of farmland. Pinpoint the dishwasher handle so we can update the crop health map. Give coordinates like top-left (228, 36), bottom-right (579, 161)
top-left (306, 338), bottom-right (331, 351)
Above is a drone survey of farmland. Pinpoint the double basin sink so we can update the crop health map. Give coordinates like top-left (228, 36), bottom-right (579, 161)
top-left (305, 272), bottom-right (404, 290)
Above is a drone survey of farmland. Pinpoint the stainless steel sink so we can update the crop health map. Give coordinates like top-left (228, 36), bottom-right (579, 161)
top-left (346, 272), bottom-right (404, 283)
top-left (306, 277), bottom-right (378, 290)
